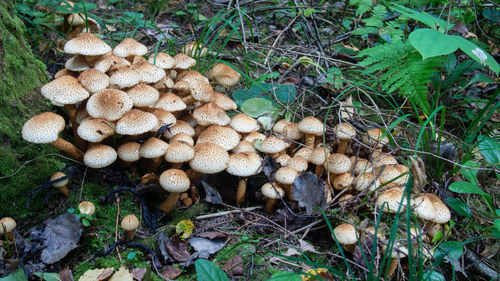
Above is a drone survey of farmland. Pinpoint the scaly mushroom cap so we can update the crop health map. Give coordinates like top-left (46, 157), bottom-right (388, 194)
top-left (189, 142), bottom-right (229, 174)
top-left (0, 217), bottom-right (16, 234)
top-left (152, 76), bottom-right (175, 90)
top-left (325, 153), bottom-right (352, 174)
top-left (354, 173), bottom-right (380, 191)
top-left (274, 166), bottom-right (298, 185)
top-left (309, 147), bottom-right (329, 165)
top-left (65, 55), bottom-right (90, 71)
top-left (117, 142), bottom-right (141, 162)
top-left (298, 116), bottom-right (324, 136)
top-left (148, 52), bottom-right (175, 69)
top-left (333, 173), bottom-right (354, 190)
top-left (376, 187), bottom-right (406, 213)
top-left (196, 125), bottom-right (241, 151)
top-left (77, 118), bottom-right (114, 142)
top-left (109, 66), bottom-right (139, 88)
top-left (261, 136), bottom-right (287, 155)
top-left (273, 119), bottom-right (290, 134)
top-left (164, 142), bottom-right (195, 163)
top-left (126, 83), bottom-right (160, 107)
top-left (294, 147), bottom-right (314, 159)
top-left (139, 137), bottom-right (168, 158)
top-left (54, 68), bottom-right (78, 79)
top-left (154, 92), bottom-right (187, 112)
top-left (282, 123), bottom-right (304, 140)
top-left (226, 152), bottom-right (263, 177)
top-left (173, 53), bottom-right (196, 69)
top-left (78, 201), bottom-right (95, 216)
top-left (362, 128), bottom-right (388, 149)
top-left (84, 144), bottom-right (117, 168)
top-left (286, 156), bottom-right (308, 172)
top-left (64, 33), bottom-right (112, 56)
top-left (131, 61), bottom-right (166, 83)
top-left (261, 183), bottom-right (285, 199)
top-left (229, 113), bottom-right (259, 133)
top-left (115, 109), bottom-right (158, 135)
top-left (170, 132), bottom-right (194, 146)
top-left (211, 63), bottom-right (241, 87)
top-left (411, 194), bottom-right (436, 221)
top-left (189, 81), bottom-right (215, 103)
top-left (244, 131), bottom-right (266, 144)
top-left (150, 108), bottom-right (177, 133)
top-left (334, 123), bottom-right (356, 140)
top-left (275, 154), bottom-right (291, 166)
top-left (371, 153), bottom-right (398, 168)
top-left (192, 102), bottom-right (230, 126)
top-left (183, 41), bottom-right (208, 57)
top-left (86, 89), bottom-right (133, 121)
top-left (213, 92), bottom-right (237, 111)
top-left (159, 169), bottom-right (190, 193)
top-left (164, 120), bottom-right (195, 138)
top-left (350, 157), bottom-right (373, 175)
top-left (113, 38), bottom-right (148, 58)
top-left (50, 172), bottom-right (69, 188)
top-left (78, 69), bottom-right (109, 93)
top-left (41, 76), bottom-right (89, 105)
top-left (22, 112), bottom-right (65, 144)
top-left (333, 223), bottom-right (358, 245)
top-left (426, 193), bottom-right (451, 224)
top-left (232, 140), bottom-right (256, 153)
top-left (94, 54), bottom-right (131, 73)
top-left (376, 166), bottom-right (403, 186)
top-left (121, 214), bottom-right (140, 231)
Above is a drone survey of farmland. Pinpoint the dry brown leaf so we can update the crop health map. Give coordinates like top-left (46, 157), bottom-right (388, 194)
top-left (110, 267), bottom-right (133, 281)
top-left (161, 266), bottom-right (182, 280)
top-left (222, 255), bottom-right (244, 276)
top-left (78, 268), bottom-right (114, 281)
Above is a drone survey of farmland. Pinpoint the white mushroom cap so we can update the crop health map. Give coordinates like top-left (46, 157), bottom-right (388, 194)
top-left (274, 166), bottom-right (298, 185)
top-left (78, 201), bottom-right (95, 216)
top-left (376, 188), bottom-right (406, 213)
top-left (109, 66), bottom-right (140, 88)
top-left (117, 142), bottom-right (141, 162)
top-left (163, 120), bottom-right (195, 138)
top-left (50, 172), bottom-right (69, 188)
top-left (113, 38), bottom-right (148, 58)
top-left (189, 143), bottom-right (229, 174)
top-left (41, 76), bottom-right (89, 105)
top-left (116, 109), bottom-right (158, 135)
top-left (86, 89), bottom-right (133, 121)
top-left (426, 193), bottom-right (451, 224)
top-left (22, 112), bottom-right (65, 144)
top-left (0, 217), bottom-right (16, 234)
top-left (286, 156), bottom-right (308, 172)
top-left (77, 118), bottom-right (114, 143)
top-left (362, 128), bottom-right (389, 149)
top-left (121, 214), bottom-right (140, 231)
top-left (164, 142), bottom-right (195, 163)
top-left (325, 153), bottom-right (352, 174)
top-left (192, 102), bottom-right (230, 126)
top-left (226, 152), bottom-right (263, 177)
top-left (350, 157), bottom-right (373, 175)
top-left (261, 136), bottom-right (287, 155)
top-left (411, 194), bottom-right (436, 221)
top-left (333, 223), bottom-right (358, 245)
top-left (148, 52), bottom-right (175, 69)
top-left (333, 173), bottom-right (354, 190)
top-left (64, 33), bottom-right (112, 56)
top-left (298, 116), bottom-right (324, 136)
top-left (196, 125), bottom-right (241, 151)
top-left (139, 137), bottom-right (168, 158)
top-left (65, 55), bottom-right (90, 71)
top-left (261, 183), bottom-right (285, 199)
top-left (84, 144), bottom-right (117, 168)
top-left (159, 169), bottom-right (190, 193)
top-left (126, 83), bottom-right (160, 107)
top-left (154, 92), bottom-right (187, 112)
top-left (229, 113), bottom-right (259, 133)
top-left (77, 69), bottom-right (109, 93)
top-left (333, 123), bottom-right (356, 140)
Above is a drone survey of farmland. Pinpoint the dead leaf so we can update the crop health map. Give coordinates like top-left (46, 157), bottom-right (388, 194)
top-left (201, 179), bottom-right (224, 204)
top-left (341, 42), bottom-right (359, 52)
top-left (188, 237), bottom-right (225, 256)
top-left (340, 96), bottom-right (354, 120)
top-left (166, 237), bottom-right (191, 262)
top-left (199, 231), bottom-right (227, 240)
top-left (292, 172), bottom-right (329, 215)
top-left (41, 213), bottom-right (82, 264)
top-left (78, 268), bottom-right (114, 281)
top-left (222, 255), bottom-right (244, 276)
top-left (176, 220), bottom-right (194, 240)
top-left (284, 239), bottom-right (320, 256)
top-left (110, 267), bottom-right (133, 281)
top-left (410, 156), bottom-right (426, 195)
top-left (161, 266), bottom-right (182, 280)
top-left (131, 268), bottom-right (147, 281)
top-left (58, 269), bottom-right (74, 281)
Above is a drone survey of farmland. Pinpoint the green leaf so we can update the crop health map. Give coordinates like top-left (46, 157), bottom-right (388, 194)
top-left (195, 259), bottom-right (230, 281)
top-left (303, 8), bottom-right (316, 17)
top-left (73, 2), bottom-right (97, 11)
top-left (496, 209), bottom-right (500, 217)
top-left (444, 197), bottom-right (471, 218)
top-left (435, 241), bottom-right (463, 261)
top-left (459, 161), bottom-right (479, 185)
top-left (82, 219), bottom-right (90, 227)
top-left (494, 219), bottom-right (500, 232)
top-left (67, 208), bottom-right (75, 214)
top-left (431, 230), bottom-right (443, 243)
top-left (267, 271), bottom-right (302, 281)
top-left (127, 252), bottom-right (136, 260)
top-left (451, 36), bottom-right (499, 75)
top-left (465, 73), bottom-right (494, 88)
top-left (409, 29), bottom-right (459, 59)
top-left (0, 269), bottom-right (28, 281)
top-left (389, 3), bottom-right (451, 32)
top-left (241, 98), bottom-right (280, 118)
top-left (448, 181), bottom-right (489, 197)
top-left (444, 53), bottom-right (457, 75)
top-left (34, 273), bottom-right (60, 281)
top-left (477, 135), bottom-right (500, 169)
top-left (422, 271), bottom-right (445, 281)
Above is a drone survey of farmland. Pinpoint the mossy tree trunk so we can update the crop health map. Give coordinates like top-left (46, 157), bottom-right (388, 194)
top-left (0, 1), bottom-right (64, 217)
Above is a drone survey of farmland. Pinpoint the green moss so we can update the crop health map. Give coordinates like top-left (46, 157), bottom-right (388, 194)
top-left (0, 1), bottom-right (64, 217)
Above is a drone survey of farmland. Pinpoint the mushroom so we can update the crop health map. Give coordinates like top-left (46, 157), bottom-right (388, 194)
top-left (78, 201), bottom-right (96, 216)
top-left (229, 113), bottom-right (260, 135)
top-left (261, 183), bottom-right (285, 214)
top-left (116, 109), bottom-right (158, 136)
top-left (77, 68), bottom-right (109, 93)
top-left (274, 154), bottom-right (291, 166)
top-left (350, 157), bottom-right (373, 175)
top-left (274, 166), bottom-right (299, 200)
top-left (22, 112), bottom-right (84, 161)
top-left (362, 128), bottom-right (388, 150)
top-left (121, 214), bottom-right (140, 240)
top-left (325, 153), bottom-right (352, 182)
top-left (189, 142), bottom-right (229, 175)
top-left (226, 152), bottom-right (263, 204)
top-left (51, 171), bottom-right (70, 196)
top-left (411, 194), bottom-right (436, 221)
top-left (148, 52), bottom-right (175, 69)
top-left (86, 89), bottom-right (133, 121)
top-left (210, 63), bottom-right (241, 87)
top-left (113, 38), bottom-right (148, 62)
top-left (126, 83), bottom-right (160, 108)
top-left (333, 223), bottom-right (358, 252)
top-left (333, 123), bottom-right (356, 154)
top-left (333, 173), bottom-right (354, 191)
top-left (212, 92), bottom-right (237, 111)
top-left (117, 142), bottom-right (141, 167)
top-left (286, 156), bottom-right (308, 172)
top-left (0, 217), bottom-right (16, 241)
top-left (77, 118), bottom-right (115, 143)
top-left (164, 141), bottom-right (195, 169)
top-left (159, 169), bottom-right (191, 212)
top-left (64, 32), bottom-right (112, 61)
top-left (84, 144), bottom-right (117, 168)
top-left (183, 41), bottom-right (208, 57)
top-left (309, 147), bottom-right (330, 176)
top-left (376, 187), bottom-right (406, 213)
top-left (298, 116), bottom-right (324, 147)
top-left (139, 137), bottom-right (169, 172)
top-left (354, 173), bottom-right (380, 192)
top-left (196, 125), bottom-right (241, 151)
top-left (261, 136), bottom-right (287, 158)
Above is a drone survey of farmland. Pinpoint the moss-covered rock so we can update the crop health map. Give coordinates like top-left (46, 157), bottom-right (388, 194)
top-left (0, 1), bottom-right (64, 217)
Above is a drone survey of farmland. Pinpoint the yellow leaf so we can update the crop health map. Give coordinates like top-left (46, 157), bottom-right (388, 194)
top-left (176, 219), bottom-right (194, 240)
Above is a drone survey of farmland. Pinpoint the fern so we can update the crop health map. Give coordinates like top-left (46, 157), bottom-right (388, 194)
top-left (357, 41), bottom-right (441, 115)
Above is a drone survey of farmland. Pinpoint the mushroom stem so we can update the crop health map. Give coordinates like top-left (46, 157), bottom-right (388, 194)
top-left (171, 163), bottom-right (183, 169)
top-left (58, 185), bottom-right (70, 197)
top-left (235, 178), bottom-right (247, 204)
top-left (284, 184), bottom-right (294, 200)
top-left (387, 258), bottom-right (398, 278)
top-left (124, 229), bottom-right (136, 240)
top-left (51, 138), bottom-right (84, 161)
top-left (159, 192), bottom-right (181, 213)
top-left (181, 95), bottom-right (195, 106)
top-left (265, 198), bottom-right (277, 214)
top-left (149, 157), bottom-right (163, 172)
top-left (314, 165), bottom-right (323, 177)
top-left (305, 134), bottom-right (315, 148)
top-left (65, 104), bottom-right (87, 151)
top-left (337, 140), bottom-right (348, 154)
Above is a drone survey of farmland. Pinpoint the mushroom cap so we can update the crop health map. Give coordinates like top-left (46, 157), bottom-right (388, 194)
top-left (117, 142), bottom-right (141, 162)
top-left (109, 66), bottom-right (140, 88)
top-left (159, 169), bottom-right (190, 193)
top-left (94, 54), bottom-right (131, 73)
top-left (260, 136), bottom-right (287, 154)
top-left (372, 154), bottom-right (398, 168)
top-left (294, 146), bottom-right (314, 159)
top-left (155, 92), bottom-right (187, 112)
top-left (0, 217), bottom-right (16, 233)
top-left (189, 81), bottom-right (215, 103)
top-left (78, 69), bottom-right (110, 93)
top-left (376, 187), bottom-right (406, 213)
top-left (84, 144), bottom-right (117, 168)
top-left (411, 194), bottom-right (436, 220)
top-left (338, 194), bottom-right (354, 208)
top-left (282, 123), bottom-right (304, 140)
top-left (65, 55), bottom-right (90, 71)
top-left (354, 173), bottom-right (380, 191)
top-left (126, 83), bottom-right (160, 107)
top-left (22, 112), bottom-right (65, 144)
top-left (232, 140), bottom-right (256, 154)
top-left (298, 116), bottom-right (324, 136)
top-left (77, 118), bottom-right (114, 142)
top-left (132, 61), bottom-right (166, 84)
top-left (211, 63), bottom-right (241, 87)
top-left (376, 166), bottom-right (403, 185)
top-left (116, 109), bottom-right (158, 135)
top-left (51, 171), bottom-right (69, 187)
top-left (333, 223), bottom-right (358, 245)
top-left (275, 154), bottom-right (291, 166)
top-left (213, 92), bottom-right (237, 111)
top-left (139, 137), bottom-right (169, 158)
top-left (170, 132), bottom-right (194, 146)
top-left (325, 153), bottom-right (352, 174)
top-left (350, 157), bottom-right (373, 175)
top-left (113, 38), bottom-right (148, 58)
top-left (309, 147), bottom-right (329, 165)
top-left (192, 102), bottom-right (230, 126)
top-left (229, 113), bottom-right (259, 133)
top-left (78, 201), bottom-right (95, 216)
top-left (64, 33), bottom-right (112, 56)
top-left (173, 53), bottom-right (196, 69)
top-left (334, 123), bottom-right (356, 140)
top-left (196, 125), bottom-right (241, 151)
top-left (226, 152), bottom-right (263, 177)
top-left (86, 89), bottom-right (133, 121)
top-left (148, 52), bottom-right (175, 69)
top-left (333, 173), bottom-right (354, 190)
top-left (164, 120), bottom-right (195, 138)
top-left (152, 76), bottom-right (175, 90)
top-left (244, 131), bottom-right (266, 144)
top-left (286, 156), bottom-right (308, 172)
top-left (273, 119), bottom-right (290, 134)
top-left (274, 166), bottom-right (298, 185)
top-left (150, 108), bottom-right (177, 133)
top-left (41, 76), bottom-right (90, 105)
top-left (362, 128), bottom-right (388, 149)
top-left (261, 183), bottom-right (284, 199)
top-left (189, 143), bottom-right (229, 174)
top-left (426, 193), bottom-right (451, 224)
top-left (164, 141), bottom-right (195, 163)
top-left (394, 164), bottom-right (410, 186)
top-left (121, 214), bottom-right (140, 231)
top-left (54, 68), bottom-right (78, 79)
top-left (183, 41), bottom-right (208, 57)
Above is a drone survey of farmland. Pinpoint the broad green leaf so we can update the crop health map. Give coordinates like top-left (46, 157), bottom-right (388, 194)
top-left (0, 269), bottom-right (28, 281)
top-left (422, 271), bottom-right (445, 281)
top-left (127, 252), bottom-right (136, 260)
top-left (496, 209), bottom-right (500, 217)
top-left (448, 181), bottom-right (489, 197)
top-left (459, 161), bottom-right (479, 185)
top-left (465, 73), bottom-right (494, 88)
top-left (249, 83), bottom-right (296, 104)
top-left (389, 3), bottom-right (451, 32)
top-left (195, 259), bottom-right (230, 281)
top-left (444, 197), bottom-right (471, 218)
top-left (431, 230), bottom-right (443, 243)
top-left (267, 271), bottom-right (302, 281)
top-left (241, 98), bottom-right (279, 118)
top-left (303, 8), bottom-right (316, 17)
top-left (409, 29), bottom-right (459, 59)
top-left (494, 219), bottom-right (500, 232)
top-left (435, 241), bottom-right (463, 260)
top-left (82, 219), bottom-right (90, 227)
top-left (483, 8), bottom-right (500, 23)
top-left (444, 53), bottom-right (457, 75)
top-left (452, 36), bottom-right (499, 75)
top-left (477, 135), bottom-right (500, 169)
top-left (34, 273), bottom-right (60, 281)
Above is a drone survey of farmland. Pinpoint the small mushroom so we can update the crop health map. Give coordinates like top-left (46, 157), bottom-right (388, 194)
top-left (121, 214), bottom-right (140, 240)
top-left (333, 223), bottom-right (358, 252)
top-left (0, 217), bottom-right (16, 241)
top-left (78, 201), bottom-right (96, 216)
top-left (298, 116), bottom-right (324, 147)
top-left (51, 172), bottom-right (70, 196)
top-left (159, 169), bottom-right (191, 213)
top-left (226, 152), bottom-right (263, 204)
top-left (261, 183), bottom-right (285, 214)
top-left (333, 123), bottom-right (356, 154)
